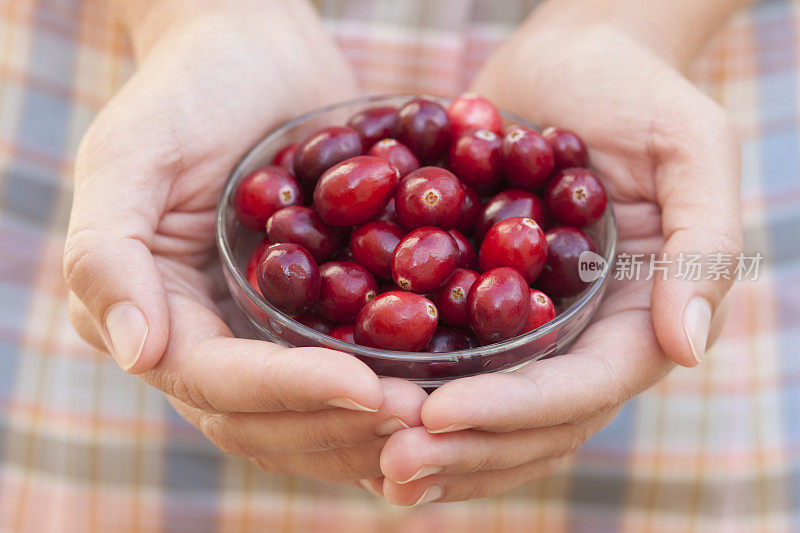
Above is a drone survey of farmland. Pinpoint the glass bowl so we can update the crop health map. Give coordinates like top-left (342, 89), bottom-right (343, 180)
top-left (216, 94), bottom-right (617, 388)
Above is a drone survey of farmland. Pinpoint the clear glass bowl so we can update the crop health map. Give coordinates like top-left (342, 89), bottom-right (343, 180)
top-left (216, 94), bottom-right (617, 388)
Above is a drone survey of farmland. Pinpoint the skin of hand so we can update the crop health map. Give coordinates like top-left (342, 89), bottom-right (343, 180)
top-left (375, 9), bottom-right (744, 504)
top-left (63, 0), bottom-right (428, 484)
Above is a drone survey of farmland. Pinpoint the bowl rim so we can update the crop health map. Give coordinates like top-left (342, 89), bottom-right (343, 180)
top-left (216, 93), bottom-right (617, 362)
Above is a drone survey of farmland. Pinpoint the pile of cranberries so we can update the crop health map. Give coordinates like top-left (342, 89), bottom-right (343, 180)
top-left (233, 94), bottom-right (608, 353)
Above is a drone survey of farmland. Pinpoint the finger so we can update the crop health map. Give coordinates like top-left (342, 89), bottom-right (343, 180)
top-left (68, 293), bottom-right (107, 351)
top-left (382, 458), bottom-right (564, 506)
top-left (253, 439), bottom-right (386, 482)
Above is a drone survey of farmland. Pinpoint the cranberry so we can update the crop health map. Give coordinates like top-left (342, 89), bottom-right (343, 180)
top-left (296, 310), bottom-right (335, 334)
top-left (367, 138), bottom-right (420, 178)
top-left (448, 129), bottom-right (503, 192)
top-left (313, 156), bottom-right (399, 227)
top-left (502, 126), bottom-right (555, 188)
top-left (395, 167), bottom-right (464, 230)
top-left (347, 106), bottom-right (400, 148)
top-left (447, 94), bottom-right (503, 138)
top-left (315, 261), bottom-right (377, 322)
top-left (434, 268), bottom-right (479, 328)
top-left (536, 227), bottom-right (597, 297)
top-left (521, 289), bottom-right (556, 333)
top-left (475, 189), bottom-right (546, 240)
top-left (374, 197), bottom-right (398, 224)
top-left (349, 221), bottom-right (405, 279)
top-left (266, 206), bottom-right (340, 263)
top-left (467, 267), bottom-right (530, 342)
top-left (256, 243), bottom-right (321, 315)
top-left (292, 126), bottom-right (363, 188)
top-left (272, 143), bottom-right (299, 173)
top-left (354, 291), bottom-right (438, 351)
top-left (456, 183), bottom-right (481, 234)
top-left (479, 217), bottom-right (547, 284)
top-left (246, 237), bottom-right (272, 296)
top-left (543, 127), bottom-right (588, 170)
top-left (329, 323), bottom-right (356, 344)
top-left (544, 168), bottom-right (607, 227)
top-left (449, 229), bottom-right (477, 270)
top-left (426, 326), bottom-right (479, 352)
top-left (397, 98), bottom-right (451, 162)
top-left (233, 166), bottom-right (303, 231)
top-left (391, 227), bottom-right (459, 293)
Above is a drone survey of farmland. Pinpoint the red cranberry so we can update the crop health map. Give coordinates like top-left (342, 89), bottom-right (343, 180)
top-left (313, 156), bottom-right (399, 227)
top-left (449, 229), bottom-right (477, 270)
top-left (448, 129), bottom-right (503, 192)
top-left (347, 106), bottom-right (400, 148)
top-left (292, 126), bottom-right (363, 188)
top-left (521, 289), bottom-right (556, 333)
top-left (447, 94), bottom-right (503, 138)
top-left (456, 183), bottom-right (481, 234)
top-left (502, 126), bottom-right (555, 188)
top-left (266, 206), bottom-right (340, 263)
top-left (467, 267), bottom-right (530, 342)
top-left (350, 221), bottom-right (405, 279)
top-left (233, 166), bottom-right (303, 231)
top-left (479, 217), bottom-right (547, 284)
top-left (256, 243), bottom-right (321, 315)
top-left (246, 237), bottom-right (272, 296)
top-left (543, 127), bottom-right (588, 170)
top-left (296, 310), bottom-right (335, 334)
top-left (544, 168), bottom-right (607, 227)
top-left (391, 227), bottom-right (459, 293)
top-left (329, 323), bottom-right (356, 344)
top-left (374, 197), bottom-right (398, 224)
top-left (395, 167), bottom-right (464, 230)
top-left (426, 326), bottom-right (479, 352)
top-left (316, 261), bottom-right (378, 322)
top-left (536, 227), bottom-right (597, 297)
top-left (434, 268), bottom-right (479, 328)
top-left (367, 138), bottom-right (420, 178)
top-left (397, 98), bottom-right (451, 162)
top-left (354, 291), bottom-right (438, 351)
top-left (475, 190), bottom-right (546, 240)
top-left (272, 143), bottom-right (299, 173)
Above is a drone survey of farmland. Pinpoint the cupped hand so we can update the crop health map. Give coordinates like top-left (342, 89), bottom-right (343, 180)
top-left (378, 24), bottom-right (742, 504)
top-left (64, 1), bottom-right (427, 483)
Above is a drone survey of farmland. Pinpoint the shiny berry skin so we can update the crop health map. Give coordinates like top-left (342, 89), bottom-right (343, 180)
top-left (521, 289), bottom-right (556, 333)
top-left (395, 167), bottom-right (465, 230)
top-left (315, 261), bottom-right (378, 322)
top-left (426, 326), bottom-right (479, 352)
top-left (449, 229), bottom-right (477, 270)
top-left (374, 197), bottom-right (399, 224)
top-left (367, 138), bottom-right (420, 178)
top-left (467, 267), bottom-right (530, 342)
top-left (502, 126), bottom-right (555, 188)
top-left (296, 310), bottom-right (335, 334)
top-left (347, 106), bottom-right (400, 148)
top-left (354, 291), bottom-right (438, 351)
top-left (292, 126), bottom-right (363, 188)
top-left (234, 166), bottom-right (303, 231)
top-left (447, 94), bottom-right (503, 138)
top-left (397, 98), bottom-right (451, 162)
top-left (479, 217), bottom-right (547, 284)
top-left (266, 206), bottom-right (340, 263)
top-left (246, 237), bottom-right (272, 296)
top-left (313, 156), bottom-right (399, 227)
top-left (391, 227), bottom-right (459, 293)
top-left (543, 127), bottom-right (588, 170)
top-left (256, 243), bottom-right (321, 315)
top-left (544, 168), bottom-right (607, 227)
top-left (475, 189), bottom-right (546, 240)
top-left (434, 268), bottom-right (479, 328)
top-left (272, 143), bottom-right (299, 172)
top-left (448, 129), bottom-right (503, 192)
top-left (350, 221), bottom-right (405, 279)
top-left (329, 323), bottom-right (356, 344)
top-left (536, 227), bottom-right (597, 297)
top-left (456, 183), bottom-right (481, 234)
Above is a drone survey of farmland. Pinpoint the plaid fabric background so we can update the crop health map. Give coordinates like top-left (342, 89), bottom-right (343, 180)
top-left (1, 0), bottom-right (799, 531)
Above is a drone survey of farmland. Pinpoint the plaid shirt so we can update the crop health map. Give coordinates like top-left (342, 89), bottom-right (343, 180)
top-left (1, 0), bottom-right (798, 531)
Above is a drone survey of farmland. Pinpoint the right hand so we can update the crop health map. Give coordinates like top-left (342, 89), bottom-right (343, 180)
top-left (64, 0), bottom-right (427, 484)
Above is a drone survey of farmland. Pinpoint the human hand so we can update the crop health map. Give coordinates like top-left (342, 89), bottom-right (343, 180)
top-left (63, 0), bottom-right (427, 484)
top-left (377, 17), bottom-right (742, 504)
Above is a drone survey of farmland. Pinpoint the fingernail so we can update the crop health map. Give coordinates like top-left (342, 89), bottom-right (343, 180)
top-left (375, 417), bottom-right (410, 437)
top-left (411, 485), bottom-right (442, 506)
top-left (358, 479), bottom-right (381, 497)
top-left (325, 398), bottom-right (379, 412)
top-left (427, 424), bottom-right (473, 434)
top-left (683, 297), bottom-right (712, 364)
top-left (397, 465), bottom-right (442, 484)
top-left (104, 303), bottom-right (148, 371)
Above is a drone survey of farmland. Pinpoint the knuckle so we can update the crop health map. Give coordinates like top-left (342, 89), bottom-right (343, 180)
top-left (252, 456), bottom-right (287, 475)
top-left (62, 229), bottom-right (102, 291)
top-left (160, 373), bottom-right (217, 413)
top-left (461, 478), bottom-right (493, 501)
top-left (198, 414), bottom-right (248, 457)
